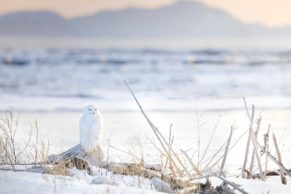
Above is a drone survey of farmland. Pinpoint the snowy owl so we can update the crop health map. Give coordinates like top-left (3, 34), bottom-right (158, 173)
top-left (79, 105), bottom-right (103, 153)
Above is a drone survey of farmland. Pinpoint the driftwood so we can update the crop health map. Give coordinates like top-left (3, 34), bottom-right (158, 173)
top-left (125, 81), bottom-right (193, 178)
top-left (220, 126), bottom-right (234, 176)
top-left (48, 144), bottom-right (104, 166)
top-left (47, 143), bottom-right (104, 176)
top-left (241, 99), bottom-right (253, 178)
top-left (254, 169), bottom-right (291, 178)
top-left (272, 134), bottom-right (287, 184)
top-left (45, 157), bottom-right (93, 175)
top-left (215, 176), bottom-right (249, 194)
top-left (249, 124), bottom-right (264, 181)
top-left (48, 149), bottom-right (193, 191)
top-left (243, 99), bottom-right (291, 181)
top-left (263, 125), bottom-right (270, 180)
top-left (248, 117), bottom-right (261, 178)
top-left (101, 162), bottom-right (194, 190)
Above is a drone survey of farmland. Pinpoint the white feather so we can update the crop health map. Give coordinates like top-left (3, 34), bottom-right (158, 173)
top-left (79, 105), bottom-right (102, 153)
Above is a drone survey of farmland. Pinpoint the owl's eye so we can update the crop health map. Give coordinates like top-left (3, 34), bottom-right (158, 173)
top-left (88, 108), bottom-right (92, 111)
top-left (95, 109), bottom-right (97, 111)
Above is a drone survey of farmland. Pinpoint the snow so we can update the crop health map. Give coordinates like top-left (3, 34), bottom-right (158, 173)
top-left (150, 177), bottom-right (172, 193)
top-left (233, 177), bottom-right (291, 194)
top-left (0, 170), bottom-right (163, 194)
top-left (207, 176), bottom-right (291, 194)
top-left (1, 165), bottom-right (291, 194)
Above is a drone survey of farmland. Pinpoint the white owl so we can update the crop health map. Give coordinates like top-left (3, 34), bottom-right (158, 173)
top-left (79, 105), bottom-right (103, 153)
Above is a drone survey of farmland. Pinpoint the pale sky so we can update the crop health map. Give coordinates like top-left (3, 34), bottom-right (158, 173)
top-left (1, 0), bottom-right (291, 27)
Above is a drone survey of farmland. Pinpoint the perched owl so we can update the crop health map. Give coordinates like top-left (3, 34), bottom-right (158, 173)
top-left (48, 105), bottom-right (104, 166)
top-left (79, 105), bottom-right (103, 153)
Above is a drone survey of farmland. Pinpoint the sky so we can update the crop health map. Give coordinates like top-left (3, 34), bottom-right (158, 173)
top-left (0, 0), bottom-right (291, 27)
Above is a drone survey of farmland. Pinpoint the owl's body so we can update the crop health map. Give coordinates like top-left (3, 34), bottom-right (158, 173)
top-left (48, 105), bottom-right (104, 166)
top-left (79, 105), bottom-right (102, 153)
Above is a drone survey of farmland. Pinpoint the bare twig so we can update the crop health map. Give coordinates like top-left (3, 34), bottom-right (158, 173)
top-left (249, 124), bottom-right (264, 181)
top-left (243, 98), bottom-right (291, 178)
top-left (180, 149), bottom-right (202, 176)
top-left (272, 133), bottom-right (287, 184)
top-left (195, 112), bottom-right (202, 167)
top-left (248, 117), bottom-right (262, 177)
top-left (220, 126), bottom-right (234, 176)
top-left (263, 124), bottom-right (270, 179)
top-left (125, 81), bottom-right (190, 177)
top-left (242, 104), bottom-right (255, 178)
top-left (200, 115), bottom-right (220, 164)
top-left (215, 175), bottom-right (249, 194)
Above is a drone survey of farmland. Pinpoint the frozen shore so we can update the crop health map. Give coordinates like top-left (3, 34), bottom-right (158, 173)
top-left (1, 106), bottom-right (291, 193)
top-left (0, 169), bottom-right (162, 194)
top-left (1, 167), bottom-right (291, 194)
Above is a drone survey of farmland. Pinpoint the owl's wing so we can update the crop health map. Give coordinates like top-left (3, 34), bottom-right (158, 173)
top-left (91, 117), bottom-right (102, 137)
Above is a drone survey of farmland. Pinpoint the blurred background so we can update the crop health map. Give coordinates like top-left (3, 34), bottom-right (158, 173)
top-left (0, 0), bottom-right (291, 167)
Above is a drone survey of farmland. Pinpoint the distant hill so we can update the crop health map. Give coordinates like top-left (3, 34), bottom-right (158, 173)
top-left (0, 1), bottom-right (287, 37)
top-left (0, 11), bottom-right (71, 36)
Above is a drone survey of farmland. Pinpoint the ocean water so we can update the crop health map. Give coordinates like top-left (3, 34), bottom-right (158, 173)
top-left (0, 42), bottom-right (291, 112)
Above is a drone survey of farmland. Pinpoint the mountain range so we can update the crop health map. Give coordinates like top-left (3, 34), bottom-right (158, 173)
top-left (0, 1), bottom-right (290, 37)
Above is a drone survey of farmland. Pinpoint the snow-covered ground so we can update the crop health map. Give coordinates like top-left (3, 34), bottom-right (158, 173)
top-left (208, 176), bottom-right (291, 194)
top-left (0, 171), bottom-right (161, 194)
top-left (1, 167), bottom-right (291, 194)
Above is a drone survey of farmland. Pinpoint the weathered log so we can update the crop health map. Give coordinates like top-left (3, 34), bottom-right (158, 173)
top-left (101, 161), bottom-right (193, 190)
top-left (45, 157), bottom-right (92, 175)
top-left (48, 143), bottom-right (104, 166)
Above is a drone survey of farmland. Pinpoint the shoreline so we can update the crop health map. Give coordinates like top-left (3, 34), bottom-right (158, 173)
top-left (1, 94), bottom-right (291, 113)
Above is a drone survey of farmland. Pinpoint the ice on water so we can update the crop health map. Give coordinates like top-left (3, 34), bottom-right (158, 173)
top-left (1, 48), bottom-right (291, 111)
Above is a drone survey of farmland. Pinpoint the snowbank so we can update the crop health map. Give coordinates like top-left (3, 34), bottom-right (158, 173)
top-left (1, 169), bottom-right (291, 194)
top-left (0, 170), bottom-right (163, 194)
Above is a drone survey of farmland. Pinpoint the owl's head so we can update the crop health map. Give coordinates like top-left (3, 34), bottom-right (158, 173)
top-left (84, 105), bottom-right (99, 115)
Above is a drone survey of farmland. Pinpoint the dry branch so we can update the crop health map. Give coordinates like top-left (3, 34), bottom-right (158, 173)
top-left (248, 117), bottom-right (261, 178)
top-left (125, 81), bottom-right (191, 177)
top-left (48, 144), bottom-right (104, 166)
top-left (216, 175), bottom-right (249, 194)
top-left (263, 124), bottom-right (270, 180)
top-left (220, 126), bottom-right (234, 176)
top-left (272, 133), bottom-right (287, 184)
top-left (242, 104), bottom-right (255, 178)
top-left (249, 124), bottom-right (264, 181)
top-left (180, 149), bottom-right (202, 176)
top-left (243, 98), bottom-right (291, 178)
